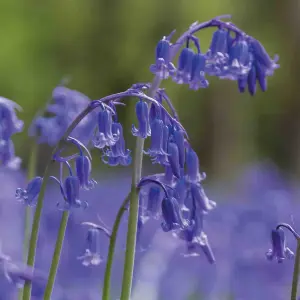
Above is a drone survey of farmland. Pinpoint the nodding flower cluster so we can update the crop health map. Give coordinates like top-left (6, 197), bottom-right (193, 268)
top-left (151, 17), bottom-right (278, 95)
top-left (0, 97), bottom-right (23, 169)
top-left (14, 15), bottom-right (278, 273)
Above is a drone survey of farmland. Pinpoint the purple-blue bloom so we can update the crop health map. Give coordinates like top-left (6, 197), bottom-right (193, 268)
top-left (75, 155), bottom-right (97, 190)
top-left (132, 99), bottom-right (151, 139)
top-left (93, 108), bottom-right (119, 149)
top-left (78, 227), bottom-right (103, 266)
top-left (15, 176), bottom-right (43, 206)
top-left (266, 228), bottom-right (294, 263)
top-left (173, 47), bottom-right (194, 84)
top-left (150, 37), bottom-right (176, 79)
top-left (102, 122), bottom-right (131, 166)
top-left (52, 175), bottom-right (88, 211)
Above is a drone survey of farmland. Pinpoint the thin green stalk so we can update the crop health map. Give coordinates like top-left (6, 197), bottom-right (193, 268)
top-left (102, 196), bottom-right (130, 300)
top-left (120, 76), bottom-right (162, 300)
top-left (22, 164), bottom-right (52, 300)
top-left (120, 138), bottom-right (144, 300)
top-left (291, 239), bottom-right (300, 300)
top-left (18, 143), bottom-right (38, 300)
top-left (44, 211), bottom-right (69, 300)
top-left (23, 105), bottom-right (94, 300)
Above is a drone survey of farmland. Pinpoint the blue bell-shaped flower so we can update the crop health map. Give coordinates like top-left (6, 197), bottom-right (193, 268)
top-left (189, 53), bottom-right (209, 90)
top-left (78, 227), bottom-right (103, 266)
top-left (190, 183), bottom-right (216, 213)
top-left (0, 139), bottom-right (21, 170)
top-left (54, 175), bottom-right (88, 211)
top-left (144, 118), bottom-right (168, 158)
top-left (173, 47), bottom-right (194, 84)
top-left (206, 28), bottom-right (230, 76)
top-left (93, 108), bottom-right (119, 149)
top-left (150, 37), bottom-right (176, 79)
top-left (249, 38), bottom-right (279, 76)
top-left (75, 155), bottom-right (97, 190)
top-left (167, 142), bottom-right (181, 179)
top-left (266, 228), bottom-right (294, 263)
top-left (15, 176), bottom-right (43, 206)
top-left (132, 100), bottom-right (151, 139)
top-left (161, 196), bottom-right (189, 232)
top-left (185, 147), bottom-right (206, 183)
top-left (102, 122), bottom-right (131, 166)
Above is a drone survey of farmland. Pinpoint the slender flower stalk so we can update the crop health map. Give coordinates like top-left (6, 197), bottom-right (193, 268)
top-left (102, 196), bottom-right (130, 300)
top-left (120, 76), bottom-right (162, 300)
top-left (18, 142), bottom-right (38, 300)
top-left (43, 211), bottom-right (69, 300)
top-left (291, 240), bottom-right (300, 300)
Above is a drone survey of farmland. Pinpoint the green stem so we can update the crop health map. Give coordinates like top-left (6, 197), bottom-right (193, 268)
top-left (22, 164), bottom-right (52, 300)
top-left (23, 105), bottom-right (93, 300)
top-left (291, 239), bottom-right (300, 300)
top-left (44, 211), bottom-right (69, 300)
top-left (120, 76), bottom-right (162, 300)
top-left (102, 196), bottom-right (130, 300)
top-left (18, 143), bottom-right (38, 300)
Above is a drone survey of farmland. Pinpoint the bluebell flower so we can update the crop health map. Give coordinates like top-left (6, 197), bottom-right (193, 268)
top-left (205, 28), bottom-right (229, 76)
top-left (93, 108), bottom-right (119, 149)
top-left (75, 156), bottom-right (97, 190)
top-left (149, 102), bottom-right (162, 125)
top-left (102, 122), bottom-right (131, 166)
top-left (161, 196), bottom-right (189, 232)
top-left (144, 118), bottom-right (168, 158)
top-left (249, 38), bottom-right (279, 76)
top-left (132, 99), bottom-right (151, 138)
top-left (52, 174), bottom-right (88, 210)
top-left (254, 60), bottom-right (267, 92)
top-left (174, 178), bottom-right (188, 211)
top-left (78, 227), bottom-right (103, 266)
top-left (0, 98), bottom-right (23, 169)
top-left (190, 183), bottom-right (216, 213)
top-left (0, 139), bottom-right (21, 170)
top-left (173, 47), bottom-right (194, 84)
top-left (185, 147), bottom-right (206, 183)
top-left (141, 186), bottom-right (162, 221)
top-left (30, 86), bottom-right (97, 146)
top-left (173, 129), bottom-right (185, 169)
top-left (186, 232), bottom-right (216, 264)
top-left (15, 176), bottom-right (43, 206)
top-left (265, 228), bottom-right (294, 263)
top-left (225, 38), bottom-right (252, 80)
top-left (151, 124), bottom-right (170, 165)
top-left (167, 142), bottom-right (181, 179)
top-left (150, 37), bottom-right (176, 79)
top-left (189, 53), bottom-right (209, 90)
top-left (0, 97), bottom-right (23, 140)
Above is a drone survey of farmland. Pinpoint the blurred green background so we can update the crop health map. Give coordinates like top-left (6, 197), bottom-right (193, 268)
top-left (2, 0), bottom-right (298, 182)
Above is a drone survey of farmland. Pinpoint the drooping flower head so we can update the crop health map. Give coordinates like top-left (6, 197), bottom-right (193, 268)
top-left (266, 227), bottom-right (294, 263)
top-left (78, 227), bottom-right (103, 266)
